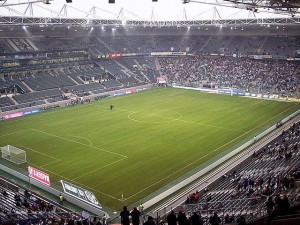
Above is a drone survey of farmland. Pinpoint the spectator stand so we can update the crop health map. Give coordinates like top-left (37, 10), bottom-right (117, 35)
top-left (167, 121), bottom-right (300, 224)
top-left (0, 176), bottom-right (83, 225)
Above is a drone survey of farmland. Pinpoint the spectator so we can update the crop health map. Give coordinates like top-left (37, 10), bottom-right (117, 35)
top-left (130, 207), bottom-right (141, 225)
top-left (2, 190), bottom-right (8, 197)
top-left (177, 210), bottom-right (188, 225)
top-left (167, 210), bottom-right (177, 225)
top-left (209, 212), bottom-right (221, 225)
top-left (120, 206), bottom-right (130, 225)
top-left (236, 215), bottom-right (246, 225)
top-left (189, 212), bottom-right (204, 225)
top-left (266, 197), bottom-right (275, 225)
top-left (144, 216), bottom-right (156, 225)
top-left (59, 193), bottom-right (64, 205)
top-left (281, 194), bottom-right (290, 215)
top-left (139, 203), bottom-right (144, 215)
top-left (224, 214), bottom-right (234, 223)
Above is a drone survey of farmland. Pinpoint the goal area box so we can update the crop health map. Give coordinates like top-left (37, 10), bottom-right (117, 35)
top-left (1, 145), bottom-right (27, 164)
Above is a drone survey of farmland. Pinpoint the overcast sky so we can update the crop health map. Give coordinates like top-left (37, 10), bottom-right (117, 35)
top-left (0, 0), bottom-right (289, 20)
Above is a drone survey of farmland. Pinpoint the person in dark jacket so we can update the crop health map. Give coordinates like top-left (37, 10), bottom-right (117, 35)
top-left (131, 207), bottom-right (141, 225)
top-left (189, 212), bottom-right (204, 225)
top-left (144, 216), bottom-right (156, 225)
top-left (209, 212), bottom-right (221, 225)
top-left (177, 210), bottom-right (188, 225)
top-left (120, 206), bottom-right (130, 225)
top-left (167, 210), bottom-right (177, 225)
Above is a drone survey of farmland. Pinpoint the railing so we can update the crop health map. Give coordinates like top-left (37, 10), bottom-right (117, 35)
top-left (139, 191), bottom-right (300, 225)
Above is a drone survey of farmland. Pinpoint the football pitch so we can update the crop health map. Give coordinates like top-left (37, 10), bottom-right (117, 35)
top-left (0, 87), bottom-right (299, 210)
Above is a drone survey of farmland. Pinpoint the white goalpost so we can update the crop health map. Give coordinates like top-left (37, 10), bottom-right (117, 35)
top-left (1, 145), bottom-right (27, 164)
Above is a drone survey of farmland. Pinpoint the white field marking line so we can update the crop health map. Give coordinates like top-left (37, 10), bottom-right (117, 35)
top-left (162, 115), bottom-right (240, 132)
top-left (108, 106), bottom-right (241, 132)
top-left (128, 112), bottom-right (162, 124)
top-left (31, 128), bottom-right (128, 159)
top-left (210, 106), bottom-right (243, 126)
top-left (28, 162), bottom-right (121, 201)
top-left (212, 104), bottom-right (258, 128)
top-left (191, 98), bottom-right (210, 103)
top-left (127, 111), bottom-right (182, 124)
top-left (141, 111), bottom-right (182, 120)
top-left (124, 104), bottom-right (298, 200)
top-left (1, 91), bottom-right (296, 125)
top-left (0, 129), bottom-right (31, 138)
top-left (39, 159), bottom-right (61, 168)
top-left (249, 99), bottom-right (266, 107)
top-left (71, 157), bottom-right (127, 181)
top-left (16, 144), bottom-right (61, 161)
top-left (65, 134), bottom-right (93, 147)
top-left (164, 117), bottom-right (241, 132)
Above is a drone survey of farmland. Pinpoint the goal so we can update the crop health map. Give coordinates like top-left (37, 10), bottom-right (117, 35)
top-left (1, 145), bottom-right (27, 164)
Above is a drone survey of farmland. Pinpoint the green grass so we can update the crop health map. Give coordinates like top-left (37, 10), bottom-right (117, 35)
top-left (0, 87), bottom-right (299, 210)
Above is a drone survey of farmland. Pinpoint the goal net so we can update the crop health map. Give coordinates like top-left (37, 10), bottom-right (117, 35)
top-left (1, 145), bottom-right (27, 164)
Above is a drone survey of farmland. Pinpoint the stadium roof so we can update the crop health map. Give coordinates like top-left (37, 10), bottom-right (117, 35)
top-left (0, 0), bottom-right (299, 27)
top-left (1, 0), bottom-right (299, 20)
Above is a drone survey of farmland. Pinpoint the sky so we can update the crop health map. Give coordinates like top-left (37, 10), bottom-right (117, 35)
top-left (0, 0), bottom-right (291, 20)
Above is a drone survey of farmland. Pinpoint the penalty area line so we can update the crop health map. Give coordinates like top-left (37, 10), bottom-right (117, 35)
top-left (65, 134), bottom-right (93, 147)
top-left (0, 129), bottom-right (31, 138)
top-left (31, 128), bottom-right (128, 159)
top-left (16, 144), bottom-right (60, 161)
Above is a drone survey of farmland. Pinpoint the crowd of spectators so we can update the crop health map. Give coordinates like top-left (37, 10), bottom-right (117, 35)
top-left (158, 56), bottom-right (299, 96)
top-left (164, 208), bottom-right (249, 225)
top-left (1, 54), bottom-right (299, 113)
top-left (1, 186), bottom-right (76, 225)
top-left (0, 34), bottom-right (299, 113)
top-left (0, 183), bottom-right (108, 225)
top-left (182, 122), bottom-right (300, 224)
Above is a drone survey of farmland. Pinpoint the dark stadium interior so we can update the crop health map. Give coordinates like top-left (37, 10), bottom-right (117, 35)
top-left (1, 1), bottom-right (300, 224)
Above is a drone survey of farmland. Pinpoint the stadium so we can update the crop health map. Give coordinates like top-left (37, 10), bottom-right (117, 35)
top-left (0, 0), bottom-right (300, 224)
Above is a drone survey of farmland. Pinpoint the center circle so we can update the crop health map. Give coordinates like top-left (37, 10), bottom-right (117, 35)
top-left (128, 110), bottom-right (182, 123)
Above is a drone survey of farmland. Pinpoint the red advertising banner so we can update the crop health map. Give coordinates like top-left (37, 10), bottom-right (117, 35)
top-left (3, 112), bottom-right (24, 119)
top-left (157, 76), bottom-right (167, 84)
top-left (28, 166), bottom-right (50, 186)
